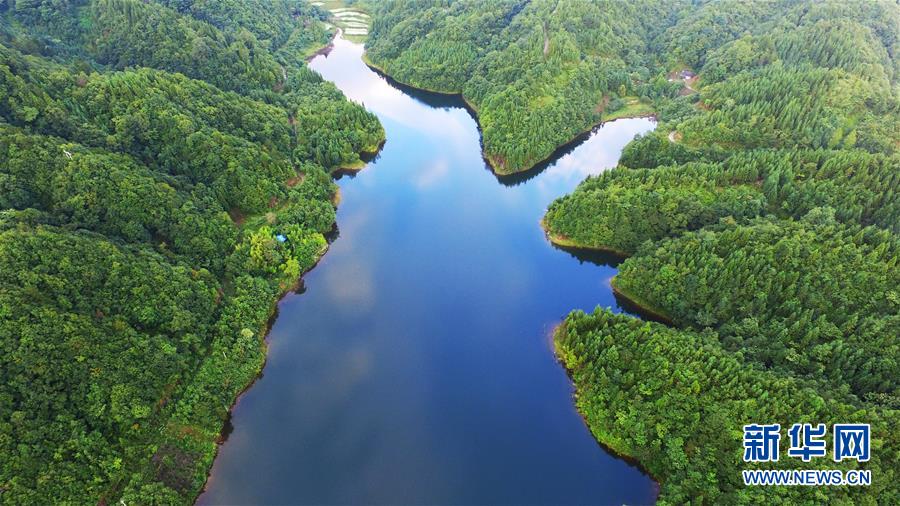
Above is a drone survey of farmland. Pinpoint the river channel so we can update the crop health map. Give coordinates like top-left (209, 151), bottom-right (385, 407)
top-left (198, 35), bottom-right (657, 505)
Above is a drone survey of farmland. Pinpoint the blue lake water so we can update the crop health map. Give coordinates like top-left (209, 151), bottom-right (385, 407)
top-left (198, 36), bottom-right (658, 505)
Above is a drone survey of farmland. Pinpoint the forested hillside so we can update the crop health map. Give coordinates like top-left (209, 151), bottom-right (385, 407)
top-left (367, 0), bottom-right (898, 176)
top-left (367, 0), bottom-right (675, 173)
top-left (367, 0), bottom-right (899, 502)
top-left (0, 0), bottom-right (382, 503)
top-left (541, 0), bottom-right (900, 503)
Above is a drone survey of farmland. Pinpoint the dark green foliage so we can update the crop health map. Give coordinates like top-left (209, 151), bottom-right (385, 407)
top-left (0, 1), bottom-right (383, 504)
top-left (0, 226), bottom-right (219, 503)
top-left (89, 0), bottom-right (281, 94)
top-left (287, 67), bottom-right (384, 167)
top-left (545, 162), bottom-right (766, 254)
top-left (616, 217), bottom-right (900, 400)
top-left (0, 50), bottom-right (293, 214)
top-left (557, 309), bottom-right (898, 505)
top-left (526, 0), bottom-right (900, 503)
top-left (367, 0), bottom-right (679, 173)
top-left (5, 0), bottom-right (86, 43)
top-left (679, 65), bottom-right (896, 153)
top-left (0, 37), bottom-right (381, 212)
top-left (546, 149), bottom-right (900, 254)
top-left (0, 125), bottom-right (237, 270)
top-left (5, 0), bottom-right (333, 93)
top-left (369, 0), bottom-right (898, 173)
top-left (618, 130), bottom-right (719, 169)
top-left (154, 0), bottom-right (330, 52)
top-left (735, 149), bottom-right (900, 233)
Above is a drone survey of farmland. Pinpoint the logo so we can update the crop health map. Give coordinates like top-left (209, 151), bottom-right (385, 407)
top-left (742, 423), bottom-right (872, 487)
top-left (743, 424), bottom-right (781, 462)
top-left (787, 423), bottom-right (827, 462)
top-left (833, 424), bottom-right (870, 462)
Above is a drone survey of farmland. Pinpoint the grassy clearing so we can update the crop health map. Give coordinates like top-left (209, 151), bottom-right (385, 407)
top-left (601, 97), bottom-right (654, 121)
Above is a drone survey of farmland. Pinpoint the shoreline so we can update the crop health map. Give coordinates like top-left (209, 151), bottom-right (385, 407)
top-left (304, 26), bottom-right (344, 63)
top-left (368, 40), bottom-right (667, 502)
top-left (539, 218), bottom-right (631, 258)
top-left (198, 32), bottom-right (656, 504)
top-left (538, 220), bottom-right (674, 326)
top-left (489, 110), bottom-right (656, 176)
top-left (552, 322), bottom-right (663, 500)
top-left (305, 37), bottom-right (336, 62)
top-left (610, 278), bottom-right (675, 326)
top-left (333, 138), bottom-right (386, 174)
top-left (362, 54), bottom-right (481, 116)
top-left (193, 172), bottom-right (368, 503)
top-left (362, 52), bottom-right (656, 176)
top-left (362, 54), bottom-right (468, 99)
top-left (193, 251), bottom-right (325, 501)
top-left (193, 32), bottom-right (383, 503)
top-left (538, 219), bottom-right (673, 324)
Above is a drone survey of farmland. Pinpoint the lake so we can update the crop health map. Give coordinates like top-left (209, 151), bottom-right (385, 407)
top-left (198, 35), bottom-right (657, 505)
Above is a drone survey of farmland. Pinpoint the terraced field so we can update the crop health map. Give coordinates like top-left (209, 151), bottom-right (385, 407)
top-left (313, 1), bottom-right (370, 39)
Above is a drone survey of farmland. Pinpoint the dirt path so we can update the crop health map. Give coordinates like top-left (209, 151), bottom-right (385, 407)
top-left (542, 21), bottom-right (550, 56)
top-left (684, 78), bottom-right (697, 93)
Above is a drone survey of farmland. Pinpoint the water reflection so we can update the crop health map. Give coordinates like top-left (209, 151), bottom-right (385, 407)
top-left (366, 64), bottom-right (474, 112)
top-left (550, 242), bottom-right (627, 268)
top-left (493, 122), bottom-right (636, 186)
top-left (199, 35), bottom-right (658, 506)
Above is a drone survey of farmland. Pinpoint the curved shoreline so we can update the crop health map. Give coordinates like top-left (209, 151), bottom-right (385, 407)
top-left (362, 54), bottom-right (481, 115)
top-left (488, 110), bottom-right (656, 177)
top-left (367, 41), bottom-right (668, 503)
top-left (335, 139), bottom-right (384, 173)
top-left (192, 210), bottom-right (339, 503)
top-left (539, 219), bottom-right (631, 258)
top-left (543, 227), bottom-right (675, 500)
top-left (193, 35), bottom-right (384, 502)
top-left (609, 278), bottom-right (675, 326)
top-left (362, 53), bottom-right (656, 177)
top-left (200, 33), bottom-right (657, 504)
top-left (552, 322), bottom-right (662, 500)
top-left (538, 220), bottom-right (674, 326)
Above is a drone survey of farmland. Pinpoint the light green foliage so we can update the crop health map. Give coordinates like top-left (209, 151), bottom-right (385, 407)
top-left (0, 227), bottom-right (219, 504)
top-left (545, 161), bottom-right (767, 254)
top-left (154, 0), bottom-right (331, 53)
top-left (616, 217), bottom-right (900, 400)
top-left (546, 149), bottom-right (900, 253)
top-left (679, 65), bottom-right (895, 153)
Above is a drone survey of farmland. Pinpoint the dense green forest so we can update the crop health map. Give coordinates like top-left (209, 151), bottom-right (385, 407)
top-left (0, 0), bottom-right (382, 503)
top-left (2, 0), bottom-right (898, 503)
top-left (367, 0), bottom-right (898, 175)
top-left (367, 0), bottom-right (675, 173)
top-left (368, 0), bottom-right (897, 502)
top-left (557, 307), bottom-right (897, 504)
